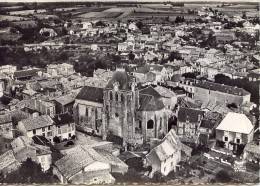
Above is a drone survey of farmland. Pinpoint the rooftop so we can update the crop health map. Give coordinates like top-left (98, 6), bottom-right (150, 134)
top-left (178, 107), bottom-right (205, 123)
top-left (192, 80), bottom-right (250, 96)
top-left (76, 86), bottom-right (104, 104)
top-left (20, 115), bottom-right (54, 131)
top-left (52, 113), bottom-right (74, 126)
top-left (216, 112), bottom-right (254, 134)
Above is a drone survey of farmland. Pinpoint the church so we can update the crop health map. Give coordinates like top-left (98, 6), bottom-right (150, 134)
top-left (74, 70), bottom-right (175, 147)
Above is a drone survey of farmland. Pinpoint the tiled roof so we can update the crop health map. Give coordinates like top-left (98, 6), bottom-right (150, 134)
top-left (54, 95), bottom-right (74, 105)
top-left (138, 94), bottom-right (164, 111)
top-left (154, 86), bottom-right (176, 98)
top-left (0, 114), bottom-right (12, 125)
top-left (139, 86), bottom-right (161, 98)
top-left (177, 107), bottom-right (205, 123)
top-left (147, 129), bottom-right (181, 162)
top-left (76, 86), bottom-right (104, 103)
top-left (194, 80), bottom-right (250, 96)
top-left (20, 115), bottom-right (54, 131)
top-left (54, 145), bottom-right (106, 179)
top-left (200, 119), bottom-right (216, 129)
top-left (0, 150), bottom-right (19, 171)
top-left (14, 69), bottom-right (40, 79)
top-left (53, 113), bottom-right (74, 126)
top-left (95, 149), bottom-right (128, 168)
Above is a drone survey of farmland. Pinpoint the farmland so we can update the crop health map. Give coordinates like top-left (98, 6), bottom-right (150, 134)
top-left (0, 15), bottom-right (28, 21)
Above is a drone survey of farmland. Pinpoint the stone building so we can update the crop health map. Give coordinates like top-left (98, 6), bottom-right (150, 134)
top-left (74, 71), bottom-right (175, 147)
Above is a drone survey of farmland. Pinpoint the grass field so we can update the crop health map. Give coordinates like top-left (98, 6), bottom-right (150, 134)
top-left (0, 15), bottom-right (28, 21)
top-left (77, 11), bottom-right (122, 19)
top-left (9, 9), bottom-right (47, 16)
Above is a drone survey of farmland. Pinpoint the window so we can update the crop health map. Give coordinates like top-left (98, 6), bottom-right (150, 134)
top-left (47, 132), bottom-right (52, 137)
top-left (68, 123), bottom-right (71, 127)
top-left (164, 166), bottom-right (166, 172)
top-left (147, 120), bottom-right (154, 129)
top-left (224, 136), bottom-right (228, 142)
top-left (139, 121), bottom-right (142, 129)
top-left (69, 133), bottom-right (71, 137)
top-left (115, 113), bottom-right (119, 118)
top-left (236, 138), bottom-right (240, 144)
top-left (43, 133), bottom-right (45, 137)
top-left (109, 91), bottom-right (113, 100)
top-left (115, 93), bottom-right (118, 101)
top-left (121, 94), bottom-right (124, 102)
top-left (33, 129), bottom-right (36, 135)
top-left (42, 127), bottom-right (45, 132)
top-left (48, 126), bottom-right (51, 130)
top-left (86, 107), bottom-right (89, 117)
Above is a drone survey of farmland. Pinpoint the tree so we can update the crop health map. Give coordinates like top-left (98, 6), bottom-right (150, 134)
top-left (168, 51), bottom-right (182, 61)
top-left (53, 136), bottom-right (60, 143)
top-left (214, 74), bottom-right (231, 84)
top-left (242, 11), bottom-right (247, 19)
top-left (182, 72), bottom-right (197, 79)
top-left (136, 21), bottom-right (144, 30)
top-left (128, 52), bottom-right (135, 61)
top-left (215, 170), bottom-right (231, 183)
top-left (4, 158), bottom-right (58, 183)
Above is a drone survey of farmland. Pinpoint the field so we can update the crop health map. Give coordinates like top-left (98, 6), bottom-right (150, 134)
top-left (77, 11), bottom-right (122, 19)
top-left (9, 9), bottom-right (46, 16)
top-left (0, 15), bottom-right (28, 21)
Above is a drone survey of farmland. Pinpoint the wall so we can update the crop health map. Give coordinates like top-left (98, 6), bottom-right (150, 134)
top-left (194, 87), bottom-right (249, 105)
top-left (216, 129), bottom-right (253, 145)
top-left (56, 123), bottom-right (75, 140)
top-left (37, 153), bottom-right (52, 172)
top-left (160, 150), bottom-right (181, 176)
top-left (0, 122), bottom-right (14, 139)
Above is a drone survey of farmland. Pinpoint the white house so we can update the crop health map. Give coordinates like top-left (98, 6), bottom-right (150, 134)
top-left (146, 129), bottom-right (182, 177)
top-left (17, 115), bottom-right (55, 143)
top-left (216, 112), bottom-right (254, 152)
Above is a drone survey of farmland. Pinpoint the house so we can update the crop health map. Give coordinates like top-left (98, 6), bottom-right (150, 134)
top-left (177, 107), bottom-right (205, 144)
top-left (54, 95), bottom-right (75, 114)
top-left (0, 132), bottom-right (12, 153)
top-left (0, 65), bottom-right (17, 75)
top-left (13, 68), bottom-right (42, 81)
top-left (153, 85), bottom-right (178, 110)
top-left (22, 89), bottom-right (39, 99)
top-left (215, 112), bottom-right (254, 152)
top-left (0, 150), bottom-right (20, 175)
top-left (243, 142), bottom-right (260, 164)
top-left (46, 63), bottom-right (75, 77)
top-left (17, 115), bottom-right (55, 143)
top-left (11, 136), bottom-right (52, 172)
top-left (73, 86), bottom-right (104, 135)
top-left (39, 28), bottom-right (57, 37)
top-left (180, 79), bottom-right (251, 106)
top-left (146, 129), bottom-right (182, 177)
top-left (128, 22), bottom-right (138, 31)
top-left (53, 145), bottom-right (115, 184)
top-left (52, 113), bottom-right (75, 141)
top-left (0, 114), bottom-right (14, 139)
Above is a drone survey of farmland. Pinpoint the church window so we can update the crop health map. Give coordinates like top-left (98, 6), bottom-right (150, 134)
top-left (147, 120), bottom-right (154, 129)
top-left (115, 92), bottom-right (118, 101)
top-left (109, 91), bottom-right (113, 100)
top-left (121, 94), bottom-right (124, 102)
